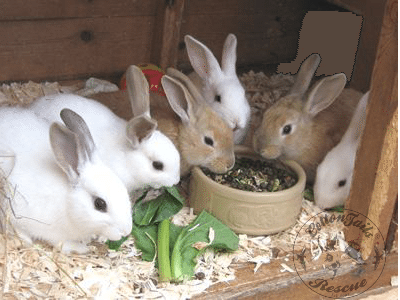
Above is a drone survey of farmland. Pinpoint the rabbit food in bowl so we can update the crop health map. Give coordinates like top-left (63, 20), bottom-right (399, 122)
top-left (201, 157), bottom-right (298, 192)
top-left (188, 147), bottom-right (306, 235)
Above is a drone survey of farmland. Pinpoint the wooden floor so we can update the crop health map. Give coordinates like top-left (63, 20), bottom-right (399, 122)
top-left (192, 252), bottom-right (397, 299)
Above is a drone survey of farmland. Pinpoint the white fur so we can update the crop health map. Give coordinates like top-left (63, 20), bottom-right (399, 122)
top-left (29, 94), bottom-right (181, 192)
top-left (185, 34), bottom-right (251, 144)
top-left (314, 91), bottom-right (370, 209)
top-left (0, 107), bottom-right (132, 253)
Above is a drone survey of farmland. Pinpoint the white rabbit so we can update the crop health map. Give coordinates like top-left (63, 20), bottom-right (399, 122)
top-left (185, 34), bottom-right (251, 144)
top-left (314, 91), bottom-right (370, 209)
top-left (0, 107), bottom-right (132, 253)
top-left (29, 92), bottom-right (181, 193)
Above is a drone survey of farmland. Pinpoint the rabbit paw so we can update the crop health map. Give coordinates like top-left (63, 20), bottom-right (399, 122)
top-left (61, 241), bottom-right (90, 254)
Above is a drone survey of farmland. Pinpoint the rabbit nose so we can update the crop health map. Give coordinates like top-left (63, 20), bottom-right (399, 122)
top-left (261, 145), bottom-right (281, 159)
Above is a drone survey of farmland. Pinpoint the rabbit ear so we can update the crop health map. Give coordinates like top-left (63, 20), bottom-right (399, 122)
top-left (161, 75), bottom-right (197, 126)
top-left (126, 115), bottom-right (158, 148)
top-left (290, 53), bottom-right (321, 96)
top-left (343, 91), bottom-right (370, 143)
top-left (166, 67), bottom-right (205, 104)
top-left (49, 122), bottom-right (86, 181)
top-left (221, 33), bottom-right (238, 76)
top-left (184, 35), bottom-right (223, 80)
top-left (304, 73), bottom-right (347, 117)
top-left (125, 65), bottom-right (151, 118)
top-left (60, 108), bottom-right (95, 162)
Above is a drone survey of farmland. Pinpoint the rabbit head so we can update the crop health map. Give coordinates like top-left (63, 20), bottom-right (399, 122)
top-left (133, 64), bottom-right (235, 175)
top-left (52, 109), bottom-right (133, 250)
top-left (162, 68), bottom-right (235, 174)
top-left (124, 65), bottom-right (181, 188)
top-left (314, 91), bottom-right (369, 209)
top-left (253, 54), bottom-right (348, 181)
top-left (1, 107), bottom-right (132, 254)
top-left (185, 34), bottom-right (250, 144)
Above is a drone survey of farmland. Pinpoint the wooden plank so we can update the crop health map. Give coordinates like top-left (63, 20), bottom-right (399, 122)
top-left (361, 105), bottom-right (398, 258)
top-left (325, 0), bottom-right (366, 15)
top-left (345, 0), bottom-right (397, 257)
top-left (176, 0), bottom-right (309, 68)
top-left (151, 0), bottom-right (186, 69)
top-left (192, 253), bottom-right (397, 299)
top-left (384, 196), bottom-right (398, 252)
top-left (351, 0), bottom-right (387, 92)
top-left (0, 0), bottom-right (158, 20)
top-left (184, 0), bottom-right (310, 17)
top-left (0, 16), bottom-right (155, 82)
top-left (177, 13), bottom-right (304, 69)
top-left (177, 34), bottom-right (300, 71)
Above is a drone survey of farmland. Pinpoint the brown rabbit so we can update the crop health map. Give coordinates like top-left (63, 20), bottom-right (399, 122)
top-left (125, 65), bottom-right (235, 176)
top-left (253, 54), bottom-right (362, 183)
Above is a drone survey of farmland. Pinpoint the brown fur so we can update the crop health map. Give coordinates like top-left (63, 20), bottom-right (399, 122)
top-left (253, 54), bottom-right (362, 183)
top-left (150, 89), bottom-right (235, 176)
top-left (254, 87), bottom-right (362, 183)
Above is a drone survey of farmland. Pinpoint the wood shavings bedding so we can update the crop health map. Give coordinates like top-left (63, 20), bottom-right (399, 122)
top-left (0, 71), bottom-right (347, 299)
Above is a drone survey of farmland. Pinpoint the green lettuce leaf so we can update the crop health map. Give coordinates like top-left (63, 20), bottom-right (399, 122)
top-left (171, 210), bottom-right (239, 281)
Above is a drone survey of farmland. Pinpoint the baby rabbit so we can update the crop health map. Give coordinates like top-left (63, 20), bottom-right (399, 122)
top-left (253, 54), bottom-right (363, 183)
top-left (30, 92), bottom-right (180, 193)
top-left (314, 91), bottom-right (370, 209)
top-left (0, 107), bottom-right (132, 253)
top-left (125, 65), bottom-right (235, 176)
top-left (185, 34), bottom-right (251, 144)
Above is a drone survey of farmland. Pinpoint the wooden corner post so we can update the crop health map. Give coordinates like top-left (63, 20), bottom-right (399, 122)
top-left (151, 0), bottom-right (186, 70)
top-left (345, 0), bottom-right (398, 259)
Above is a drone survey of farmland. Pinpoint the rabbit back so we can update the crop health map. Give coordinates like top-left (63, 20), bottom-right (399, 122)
top-left (30, 94), bottom-right (181, 191)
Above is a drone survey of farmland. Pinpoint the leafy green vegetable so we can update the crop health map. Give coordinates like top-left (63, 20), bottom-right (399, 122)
top-left (157, 219), bottom-right (172, 282)
top-left (133, 186), bottom-right (185, 226)
top-left (108, 186), bottom-right (184, 251)
top-left (107, 186), bottom-right (239, 284)
top-left (131, 223), bottom-right (158, 261)
top-left (303, 187), bottom-right (314, 201)
top-left (327, 205), bottom-right (345, 213)
top-left (170, 210), bottom-right (239, 282)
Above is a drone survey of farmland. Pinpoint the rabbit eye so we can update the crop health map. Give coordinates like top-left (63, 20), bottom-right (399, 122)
top-left (152, 161), bottom-right (164, 171)
top-left (215, 95), bottom-right (221, 103)
top-left (282, 124), bottom-right (292, 135)
top-left (94, 197), bottom-right (107, 212)
top-left (204, 136), bottom-right (214, 147)
top-left (338, 179), bottom-right (347, 187)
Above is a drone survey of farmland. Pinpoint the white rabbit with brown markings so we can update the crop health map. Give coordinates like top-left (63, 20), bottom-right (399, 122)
top-left (253, 54), bottom-right (363, 183)
top-left (125, 65), bottom-right (235, 176)
top-left (0, 107), bottom-right (132, 254)
top-left (185, 34), bottom-right (251, 144)
top-left (314, 91), bottom-right (370, 209)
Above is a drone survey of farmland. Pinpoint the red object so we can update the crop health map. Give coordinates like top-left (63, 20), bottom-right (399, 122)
top-left (120, 64), bottom-right (166, 96)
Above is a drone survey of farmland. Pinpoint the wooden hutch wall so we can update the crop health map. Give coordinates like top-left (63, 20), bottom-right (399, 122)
top-left (0, 0), bottom-right (309, 83)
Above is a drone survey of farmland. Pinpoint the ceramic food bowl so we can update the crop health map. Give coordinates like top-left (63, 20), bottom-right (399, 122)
top-left (188, 147), bottom-right (306, 235)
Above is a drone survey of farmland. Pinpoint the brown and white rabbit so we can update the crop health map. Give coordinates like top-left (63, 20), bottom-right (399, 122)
top-left (253, 54), bottom-right (363, 183)
top-left (125, 65), bottom-right (235, 176)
